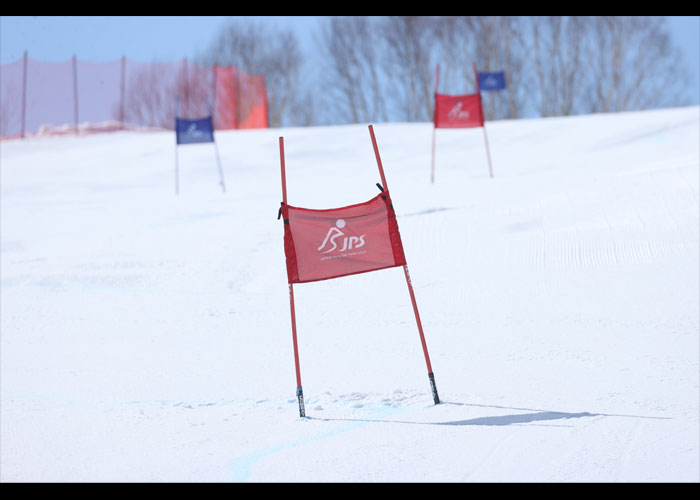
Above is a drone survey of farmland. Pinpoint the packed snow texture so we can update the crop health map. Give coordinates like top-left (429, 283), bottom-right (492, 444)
top-left (1, 107), bottom-right (699, 482)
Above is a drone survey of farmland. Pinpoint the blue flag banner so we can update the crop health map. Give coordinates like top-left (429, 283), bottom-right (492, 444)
top-left (176, 117), bottom-right (215, 145)
top-left (478, 71), bottom-right (506, 91)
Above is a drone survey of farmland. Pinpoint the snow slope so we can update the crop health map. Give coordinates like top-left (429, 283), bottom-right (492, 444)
top-left (1, 107), bottom-right (698, 482)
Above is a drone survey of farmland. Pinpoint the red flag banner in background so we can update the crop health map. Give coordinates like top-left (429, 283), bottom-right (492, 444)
top-left (281, 191), bottom-right (406, 284)
top-left (433, 93), bottom-right (484, 129)
top-left (431, 63), bottom-right (493, 181)
top-left (215, 66), bottom-right (268, 130)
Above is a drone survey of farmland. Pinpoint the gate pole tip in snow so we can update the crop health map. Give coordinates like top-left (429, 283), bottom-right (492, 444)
top-left (429, 372), bottom-right (440, 405)
top-left (296, 386), bottom-right (306, 418)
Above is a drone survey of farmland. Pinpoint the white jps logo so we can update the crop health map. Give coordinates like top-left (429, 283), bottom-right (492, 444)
top-left (185, 123), bottom-right (205, 137)
top-left (448, 102), bottom-right (470, 120)
top-left (317, 219), bottom-right (365, 254)
top-left (483, 76), bottom-right (498, 88)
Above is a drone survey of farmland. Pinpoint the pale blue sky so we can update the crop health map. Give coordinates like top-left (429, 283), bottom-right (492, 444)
top-left (0, 16), bottom-right (319, 64)
top-left (1, 16), bottom-right (698, 105)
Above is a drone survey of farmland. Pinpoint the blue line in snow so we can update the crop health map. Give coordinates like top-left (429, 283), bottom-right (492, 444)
top-left (229, 405), bottom-right (407, 482)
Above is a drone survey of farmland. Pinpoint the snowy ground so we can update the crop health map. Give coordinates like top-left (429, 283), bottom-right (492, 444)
top-left (1, 107), bottom-right (698, 482)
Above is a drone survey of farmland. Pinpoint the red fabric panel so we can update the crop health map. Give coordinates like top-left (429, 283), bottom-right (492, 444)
top-left (282, 192), bottom-right (406, 284)
top-left (236, 74), bottom-right (268, 129)
top-left (214, 67), bottom-right (267, 130)
top-left (434, 92), bottom-right (484, 129)
top-left (214, 66), bottom-right (237, 130)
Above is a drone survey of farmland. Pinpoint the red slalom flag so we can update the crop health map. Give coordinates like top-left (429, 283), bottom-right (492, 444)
top-left (281, 192), bottom-right (406, 284)
top-left (433, 93), bottom-right (484, 129)
top-left (279, 126), bottom-right (440, 418)
top-left (431, 64), bottom-right (493, 182)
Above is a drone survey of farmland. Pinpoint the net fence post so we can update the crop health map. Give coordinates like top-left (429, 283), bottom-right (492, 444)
top-left (72, 55), bottom-right (79, 136)
top-left (21, 51), bottom-right (27, 139)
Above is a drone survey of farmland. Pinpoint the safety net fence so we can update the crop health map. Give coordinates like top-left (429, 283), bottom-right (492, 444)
top-left (0, 55), bottom-right (268, 139)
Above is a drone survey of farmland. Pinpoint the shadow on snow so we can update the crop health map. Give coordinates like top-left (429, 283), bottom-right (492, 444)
top-left (307, 400), bottom-right (670, 427)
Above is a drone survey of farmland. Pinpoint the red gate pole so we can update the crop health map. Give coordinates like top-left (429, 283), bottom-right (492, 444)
top-left (473, 63), bottom-right (494, 178)
top-left (368, 125), bottom-right (440, 404)
top-left (368, 125), bottom-right (389, 190)
top-left (279, 136), bottom-right (306, 418)
top-left (119, 56), bottom-right (126, 130)
top-left (403, 264), bottom-right (440, 404)
top-left (482, 126), bottom-right (494, 178)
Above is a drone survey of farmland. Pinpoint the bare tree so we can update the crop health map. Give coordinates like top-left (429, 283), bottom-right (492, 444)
top-left (432, 16), bottom-right (477, 95)
top-left (200, 19), bottom-right (307, 127)
top-left (465, 16), bottom-right (531, 120)
top-left (318, 16), bottom-right (533, 124)
top-left (529, 16), bottom-right (592, 117)
top-left (380, 16), bottom-right (440, 122)
top-left (493, 16), bottom-right (529, 120)
top-left (318, 16), bottom-right (388, 124)
top-left (473, 16), bottom-right (502, 120)
top-left (312, 16), bottom-right (693, 126)
top-left (121, 64), bottom-right (176, 129)
top-left (526, 16), bottom-right (691, 117)
top-left (586, 16), bottom-right (691, 113)
top-left (119, 61), bottom-right (214, 129)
